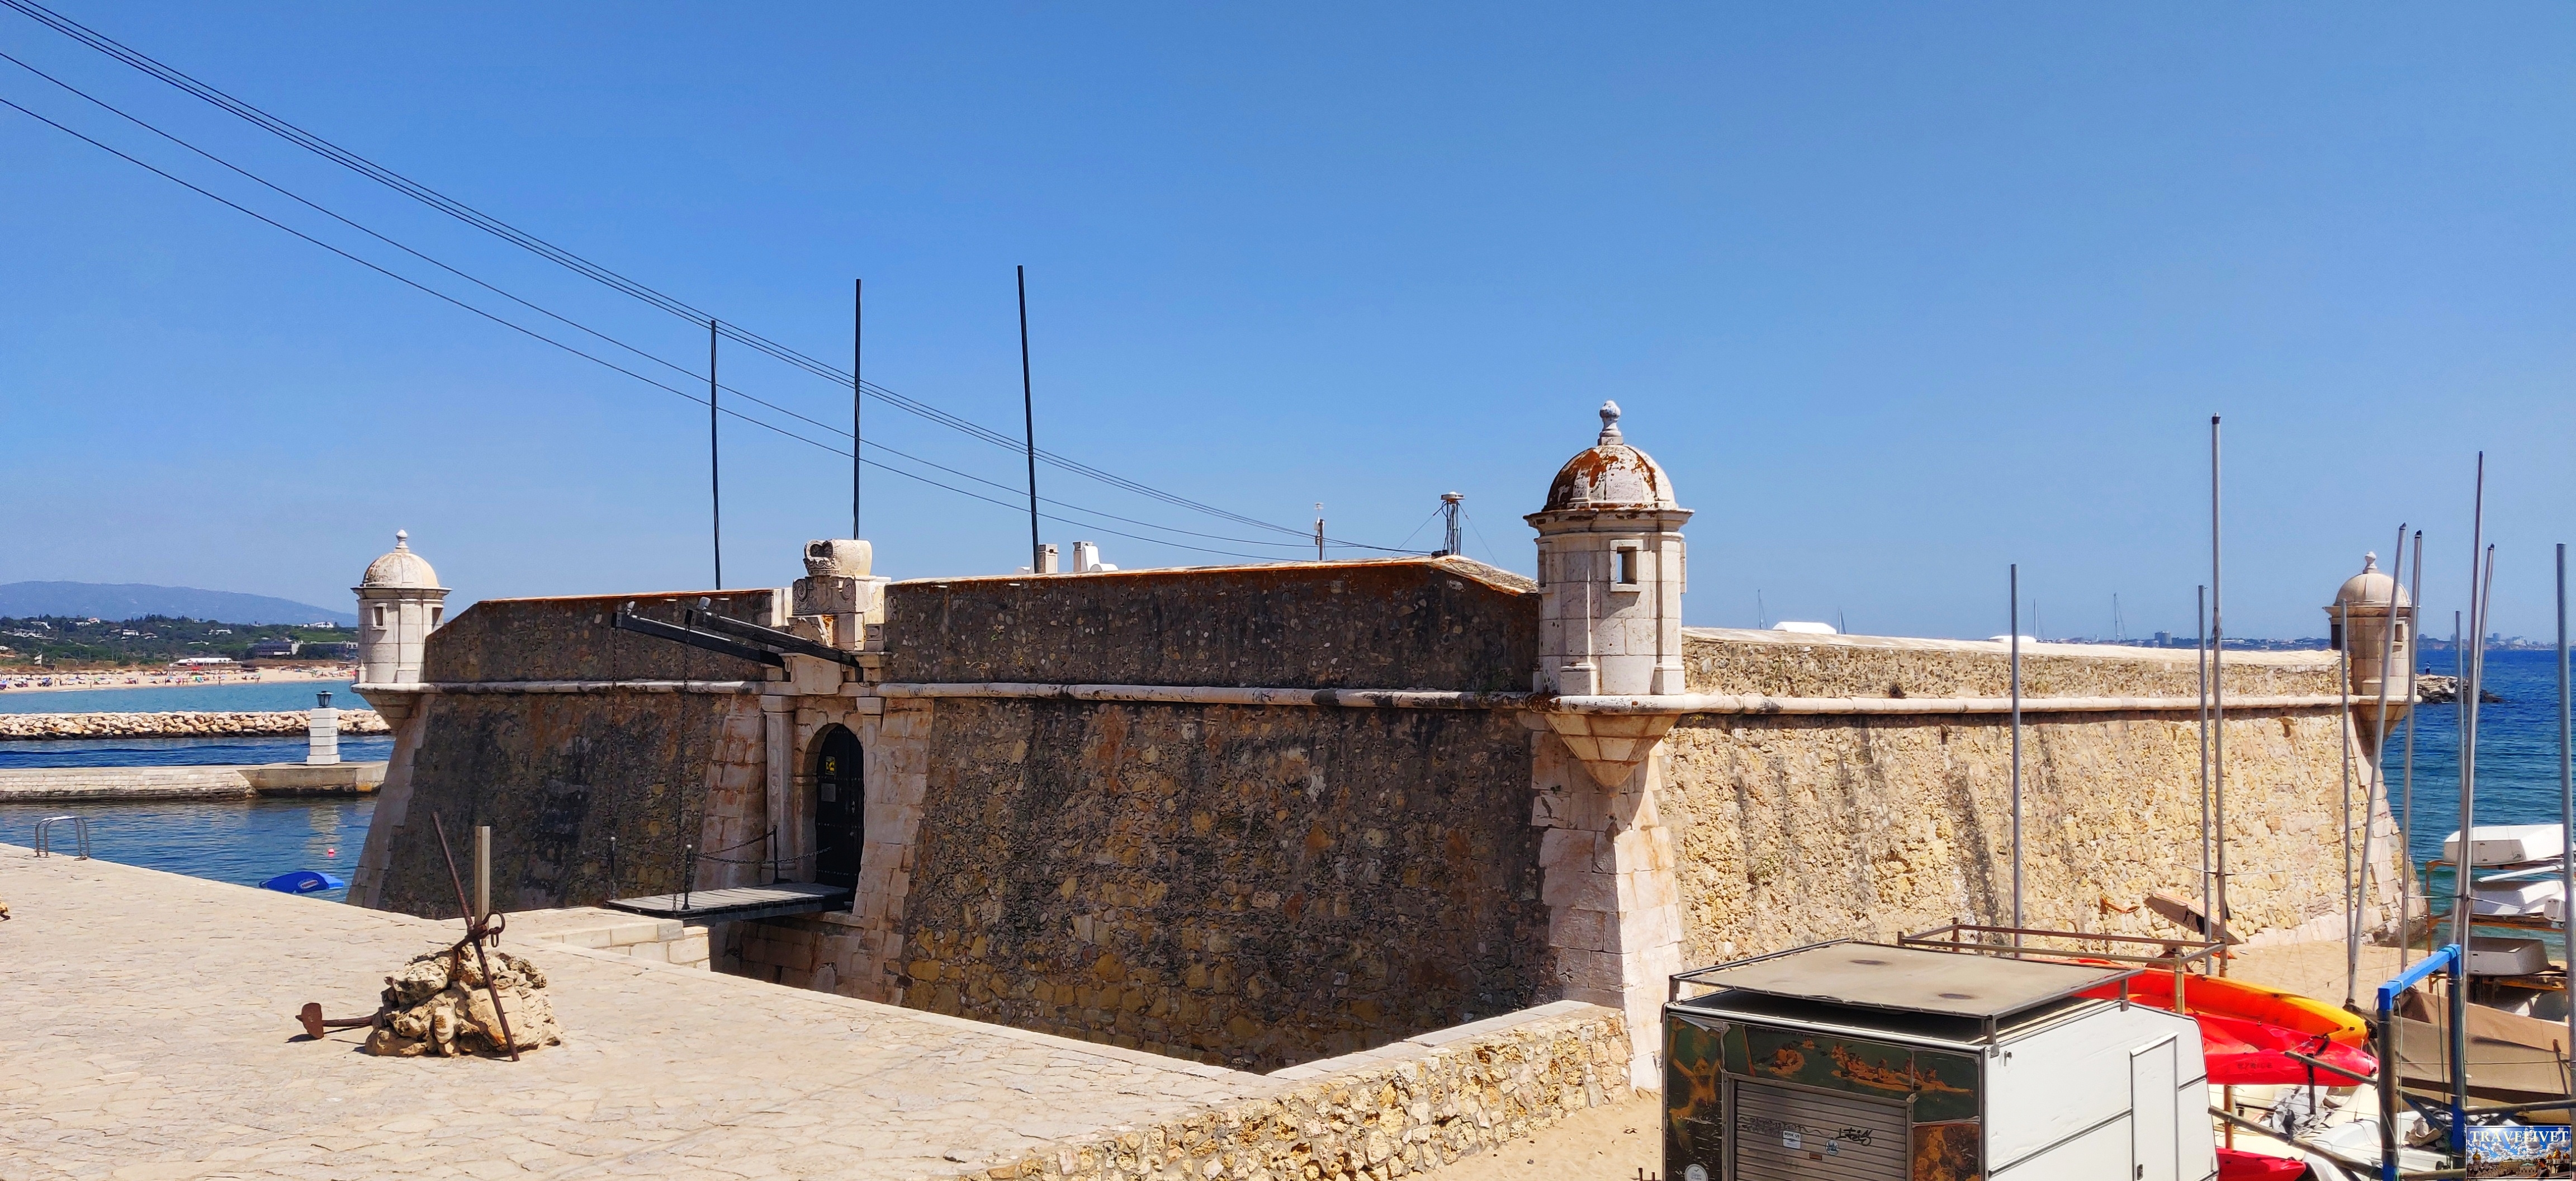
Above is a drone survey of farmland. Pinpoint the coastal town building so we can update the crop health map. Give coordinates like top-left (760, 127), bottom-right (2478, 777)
top-left (352, 405), bottom-right (2396, 1091)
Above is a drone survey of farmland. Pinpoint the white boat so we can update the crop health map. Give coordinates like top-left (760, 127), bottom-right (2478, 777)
top-left (2470, 876), bottom-right (2566, 921)
top-left (2444, 823), bottom-right (2568, 867)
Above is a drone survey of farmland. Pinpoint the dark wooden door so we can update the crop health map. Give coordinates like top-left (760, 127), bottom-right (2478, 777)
top-left (813, 726), bottom-right (864, 888)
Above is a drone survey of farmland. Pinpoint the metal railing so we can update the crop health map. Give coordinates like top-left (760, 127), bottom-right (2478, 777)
top-left (32, 815), bottom-right (91, 859)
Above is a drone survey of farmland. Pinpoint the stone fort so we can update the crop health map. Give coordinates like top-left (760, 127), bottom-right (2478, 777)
top-left (348, 403), bottom-right (2398, 1089)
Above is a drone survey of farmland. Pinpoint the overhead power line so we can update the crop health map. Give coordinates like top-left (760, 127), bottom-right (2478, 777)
top-left (0, 66), bottom-right (1355, 560)
top-left (0, 0), bottom-right (1410, 554)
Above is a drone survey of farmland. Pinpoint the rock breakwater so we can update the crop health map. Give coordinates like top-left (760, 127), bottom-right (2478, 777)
top-left (0, 710), bottom-right (389, 739)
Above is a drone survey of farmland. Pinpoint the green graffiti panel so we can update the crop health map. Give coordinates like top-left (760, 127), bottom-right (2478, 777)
top-left (1910, 1050), bottom-right (1980, 1123)
top-left (1664, 1015), bottom-right (1727, 1178)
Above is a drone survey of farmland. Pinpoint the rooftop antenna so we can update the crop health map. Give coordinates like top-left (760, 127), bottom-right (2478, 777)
top-left (852, 277), bottom-right (863, 539)
top-left (1756, 589), bottom-right (1767, 630)
top-left (1440, 493), bottom-right (1463, 556)
top-left (1017, 266), bottom-right (1040, 574)
top-left (2113, 593), bottom-right (2125, 644)
top-left (865, 277), bottom-right (875, 538)
top-left (709, 318), bottom-right (722, 589)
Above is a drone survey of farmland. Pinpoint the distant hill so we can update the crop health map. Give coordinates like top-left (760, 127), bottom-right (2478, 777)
top-left (0, 582), bottom-right (354, 626)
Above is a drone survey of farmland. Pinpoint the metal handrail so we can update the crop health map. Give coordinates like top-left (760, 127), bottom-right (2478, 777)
top-left (1896, 921), bottom-right (2225, 970)
top-left (32, 815), bottom-right (90, 859)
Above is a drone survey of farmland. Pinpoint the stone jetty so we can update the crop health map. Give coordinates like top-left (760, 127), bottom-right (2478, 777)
top-left (0, 710), bottom-right (389, 740)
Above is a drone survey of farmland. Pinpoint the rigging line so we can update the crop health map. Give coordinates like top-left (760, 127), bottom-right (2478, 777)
top-left (1, 0), bottom-right (1369, 551)
top-left (0, 81), bottom-right (1311, 558)
top-left (1460, 508), bottom-right (1502, 566)
top-left (1393, 504), bottom-right (1446, 552)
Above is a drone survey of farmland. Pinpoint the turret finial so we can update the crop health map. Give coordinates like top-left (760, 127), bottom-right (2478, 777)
top-left (2362, 551), bottom-right (2377, 571)
top-left (1597, 400), bottom-right (1623, 446)
top-left (394, 529), bottom-right (410, 550)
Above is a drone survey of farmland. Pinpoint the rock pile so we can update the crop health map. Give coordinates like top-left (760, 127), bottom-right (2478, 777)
top-left (0, 710), bottom-right (389, 739)
top-left (361, 944), bottom-right (563, 1057)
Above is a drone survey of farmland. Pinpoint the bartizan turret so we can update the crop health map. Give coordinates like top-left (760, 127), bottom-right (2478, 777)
top-left (2328, 552), bottom-right (2414, 736)
top-left (354, 530), bottom-right (447, 687)
top-left (1526, 401), bottom-right (1693, 788)
top-left (1526, 400), bottom-right (1691, 697)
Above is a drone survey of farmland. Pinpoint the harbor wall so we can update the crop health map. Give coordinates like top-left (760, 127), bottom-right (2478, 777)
top-left (1659, 630), bottom-right (2398, 959)
top-left (0, 710), bottom-right (387, 739)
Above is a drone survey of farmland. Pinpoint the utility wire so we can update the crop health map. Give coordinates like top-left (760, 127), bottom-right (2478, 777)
top-left (0, 74), bottom-right (1328, 558)
top-left (0, 0), bottom-right (1407, 551)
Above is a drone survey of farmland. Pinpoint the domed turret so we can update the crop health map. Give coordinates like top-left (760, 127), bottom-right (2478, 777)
top-left (1541, 402), bottom-right (1679, 513)
top-left (362, 530), bottom-right (442, 590)
top-left (2326, 551), bottom-right (2413, 720)
top-left (354, 530), bottom-right (449, 686)
top-left (1526, 401), bottom-right (1693, 708)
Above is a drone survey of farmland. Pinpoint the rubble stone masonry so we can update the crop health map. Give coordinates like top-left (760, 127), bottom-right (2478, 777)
top-left (1662, 629), bottom-right (2398, 959)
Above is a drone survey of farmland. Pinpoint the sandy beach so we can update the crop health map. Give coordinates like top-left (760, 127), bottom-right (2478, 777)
top-left (0, 665), bottom-right (356, 695)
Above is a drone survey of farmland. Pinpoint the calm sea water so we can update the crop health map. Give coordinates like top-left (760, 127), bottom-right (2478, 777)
top-left (1, 681), bottom-right (388, 902)
top-left (2391, 647), bottom-right (2572, 867)
top-left (0, 679), bottom-right (360, 714)
top-left (2, 797), bottom-right (372, 901)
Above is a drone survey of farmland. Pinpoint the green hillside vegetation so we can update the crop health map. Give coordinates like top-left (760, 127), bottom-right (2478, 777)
top-left (0, 615), bottom-right (358, 668)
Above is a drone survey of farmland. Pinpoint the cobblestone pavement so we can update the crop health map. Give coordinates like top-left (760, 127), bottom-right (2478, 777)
top-left (0, 847), bottom-right (1275, 1180)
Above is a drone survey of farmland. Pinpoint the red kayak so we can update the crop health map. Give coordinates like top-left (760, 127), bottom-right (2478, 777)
top-left (2217, 1147), bottom-right (2308, 1180)
top-left (2193, 1009), bottom-right (2377, 1086)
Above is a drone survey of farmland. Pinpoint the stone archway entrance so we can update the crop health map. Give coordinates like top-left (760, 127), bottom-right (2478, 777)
top-left (811, 725), bottom-right (864, 889)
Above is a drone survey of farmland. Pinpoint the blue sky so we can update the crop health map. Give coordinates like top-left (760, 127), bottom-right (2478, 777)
top-left (1, 4), bottom-right (2568, 640)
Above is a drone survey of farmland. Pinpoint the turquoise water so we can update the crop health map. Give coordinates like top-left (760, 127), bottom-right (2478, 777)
top-left (0, 679), bottom-right (359, 714)
top-left (2, 797), bottom-right (371, 902)
top-left (1, 682), bottom-right (388, 902)
top-left (2392, 648), bottom-right (2571, 867)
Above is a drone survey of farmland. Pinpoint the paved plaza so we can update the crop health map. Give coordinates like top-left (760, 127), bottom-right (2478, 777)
top-left (0, 848), bottom-right (1277, 1180)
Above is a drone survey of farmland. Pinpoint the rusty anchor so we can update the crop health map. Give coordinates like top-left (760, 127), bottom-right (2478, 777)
top-left (297, 1002), bottom-right (374, 1040)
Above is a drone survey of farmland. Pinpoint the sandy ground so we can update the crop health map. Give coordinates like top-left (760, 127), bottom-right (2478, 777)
top-left (0, 664), bottom-right (355, 694)
top-left (1441, 1093), bottom-right (1662, 1181)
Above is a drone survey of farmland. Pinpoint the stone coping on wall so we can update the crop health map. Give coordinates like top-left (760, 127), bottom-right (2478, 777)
top-left (1683, 626), bottom-right (2334, 666)
top-left (945, 1000), bottom-right (1633, 1181)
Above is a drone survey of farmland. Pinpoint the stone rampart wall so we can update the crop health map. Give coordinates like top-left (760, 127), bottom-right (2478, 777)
top-left (1662, 631), bottom-right (2392, 958)
top-left (883, 558), bottom-right (1538, 691)
top-left (730, 697), bottom-right (1552, 1073)
top-left (888, 698), bottom-right (1548, 1071)
top-left (1682, 627), bottom-right (2338, 698)
top-left (0, 710), bottom-right (388, 739)
top-left (422, 590), bottom-right (780, 683)
top-left (943, 1001), bottom-right (1631, 1181)
top-left (371, 691), bottom-right (763, 918)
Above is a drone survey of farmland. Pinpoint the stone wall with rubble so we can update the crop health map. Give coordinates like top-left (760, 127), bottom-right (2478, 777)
top-left (882, 556), bottom-right (1538, 691)
top-left (889, 698), bottom-right (1550, 1071)
top-left (729, 559), bottom-right (1556, 1073)
top-left (1660, 629), bottom-right (2397, 961)
top-left (363, 591), bottom-right (782, 919)
top-left (939, 1000), bottom-right (1631, 1181)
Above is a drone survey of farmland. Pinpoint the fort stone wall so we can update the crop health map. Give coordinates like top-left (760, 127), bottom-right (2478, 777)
top-left (1659, 629), bottom-right (2398, 961)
